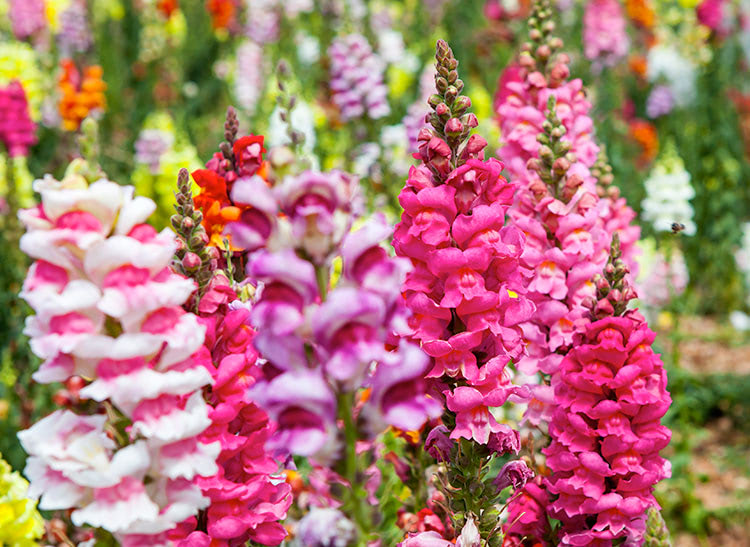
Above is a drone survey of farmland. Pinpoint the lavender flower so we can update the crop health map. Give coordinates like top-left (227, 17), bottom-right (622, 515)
top-left (57, 0), bottom-right (92, 55)
top-left (296, 508), bottom-right (357, 547)
top-left (328, 34), bottom-right (390, 121)
top-left (234, 41), bottom-right (265, 115)
top-left (134, 129), bottom-right (174, 174)
top-left (646, 85), bottom-right (675, 119)
top-left (244, 0), bottom-right (280, 44)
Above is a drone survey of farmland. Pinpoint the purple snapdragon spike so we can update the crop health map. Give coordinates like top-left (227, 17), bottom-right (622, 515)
top-left (209, 120), bottom-right (440, 542)
top-left (328, 34), bottom-right (391, 121)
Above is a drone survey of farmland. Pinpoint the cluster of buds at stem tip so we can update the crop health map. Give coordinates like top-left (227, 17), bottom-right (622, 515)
top-left (526, 96), bottom-right (581, 201)
top-left (587, 233), bottom-right (637, 319)
top-left (171, 167), bottom-right (219, 295)
top-left (426, 40), bottom-right (478, 171)
top-left (218, 106), bottom-right (239, 168)
top-left (592, 146), bottom-right (620, 200)
top-left (643, 506), bottom-right (672, 547)
top-left (519, 0), bottom-right (569, 87)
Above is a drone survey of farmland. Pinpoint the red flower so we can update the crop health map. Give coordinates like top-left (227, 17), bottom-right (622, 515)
top-left (233, 134), bottom-right (266, 178)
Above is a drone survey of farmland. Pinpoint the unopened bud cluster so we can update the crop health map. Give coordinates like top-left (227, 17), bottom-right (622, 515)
top-left (526, 96), bottom-right (582, 201)
top-left (592, 147), bottom-right (620, 200)
top-left (426, 40), bottom-right (478, 166)
top-left (518, 0), bottom-right (569, 87)
top-left (171, 168), bottom-right (219, 294)
top-left (589, 234), bottom-right (637, 319)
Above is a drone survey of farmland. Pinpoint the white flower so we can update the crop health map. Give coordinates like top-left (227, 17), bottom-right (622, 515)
top-left (456, 516), bottom-right (481, 547)
top-left (296, 32), bottom-right (320, 65)
top-left (266, 100), bottom-right (316, 153)
top-left (647, 45), bottom-right (696, 107)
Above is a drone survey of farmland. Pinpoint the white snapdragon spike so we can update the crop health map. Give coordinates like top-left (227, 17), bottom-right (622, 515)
top-left (17, 170), bottom-right (219, 541)
top-left (641, 147), bottom-right (696, 236)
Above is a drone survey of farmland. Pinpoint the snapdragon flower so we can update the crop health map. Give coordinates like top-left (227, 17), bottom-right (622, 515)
top-left (641, 145), bottom-right (696, 236)
top-left (16, 146), bottom-right (218, 544)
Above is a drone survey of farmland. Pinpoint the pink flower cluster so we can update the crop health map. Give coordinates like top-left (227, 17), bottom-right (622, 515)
top-left (226, 162), bottom-right (440, 462)
top-left (16, 171), bottom-right (219, 545)
top-left (328, 34), bottom-right (390, 121)
top-left (0, 81), bottom-right (37, 157)
top-left (9, 0), bottom-right (46, 39)
top-left (582, 0), bottom-right (629, 69)
top-left (394, 112), bottom-right (533, 446)
top-left (497, 61), bottom-right (606, 420)
top-left (176, 274), bottom-right (292, 546)
top-left (545, 312), bottom-right (672, 545)
top-left (495, 42), bottom-right (639, 426)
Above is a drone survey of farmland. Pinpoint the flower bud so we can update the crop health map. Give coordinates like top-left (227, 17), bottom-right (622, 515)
top-left (595, 298), bottom-right (615, 316)
top-left (182, 252), bottom-right (202, 271)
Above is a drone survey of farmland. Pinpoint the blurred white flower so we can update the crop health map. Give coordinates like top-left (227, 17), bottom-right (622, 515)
top-left (647, 45), bottom-right (696, 107)
top-left (266, 100), bottom-right (316, 155)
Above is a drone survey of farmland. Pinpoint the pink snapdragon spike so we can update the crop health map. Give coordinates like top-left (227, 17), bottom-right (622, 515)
top-left (392, 39), bottom-right (535, 544)
top-left (16, 156), bottom-right (220, 544)
top-left (394, 43), bottom-right (532, 448)
top-left (328, 34), bottom-right (390, 121)
top-left (545, 238), bottom-right (672, 545)
top-left (582, 0), bottom-right (629, 69)
top-left (168, 120), bottom-right (293, 544)
top-left (494, 0), bottom-right (640, 422)
top-left (182, 290), bottom-right (292, 546)
top-left (0, 81), bottom-right (37, 157)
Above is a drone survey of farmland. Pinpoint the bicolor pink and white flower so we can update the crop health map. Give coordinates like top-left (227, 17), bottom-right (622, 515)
top-left (17, 169), bottom-right (219, 543)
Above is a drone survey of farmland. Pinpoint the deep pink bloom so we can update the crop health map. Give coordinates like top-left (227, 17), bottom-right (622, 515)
top-left (545, 312), bottom-right (671, 544)
top-left (0, 81), bottom-right (37, 157)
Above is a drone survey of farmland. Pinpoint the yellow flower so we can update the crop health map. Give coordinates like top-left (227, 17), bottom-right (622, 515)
top-left (45, 0), bottom-right (72, 32)
top-left (0, 43), bottom-right (44, 120)
top-left (0, 455), bottom-right (44, 546)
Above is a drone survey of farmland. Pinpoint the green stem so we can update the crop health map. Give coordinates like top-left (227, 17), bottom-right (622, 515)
top-left (337, 391), bottom-right (370, 545)
top-left (315, 264), bottom-right (329, 300)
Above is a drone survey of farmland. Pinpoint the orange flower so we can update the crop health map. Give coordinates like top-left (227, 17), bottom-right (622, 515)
top-left (58, 60), bottom-right (106, 131)
top-left (625, 0), bottom-right (655, 28)
top-left (629, 119), bottom-right (659, 164)
top-left (206, 0), bottom-right (234, 30)
top-left (628, 55), bottom-right (648, 78)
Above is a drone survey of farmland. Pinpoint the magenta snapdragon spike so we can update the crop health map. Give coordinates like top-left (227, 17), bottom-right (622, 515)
top-left (9, 0), bottom-right (46, 40)
top-left (328, 34), bottom-right (390, 121)
top-left (175, 278), bottom-right (292, 546)
top-left (15, 156), bottom-right (219, 544)
top-left (544, 237), bottom-right (672, 545)
top-left (394, 40), bottom-right (534, 546)
top-left (582, 0), bottom-right (629, 70)
top-left (0, 81), bottom-right (37, 157)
